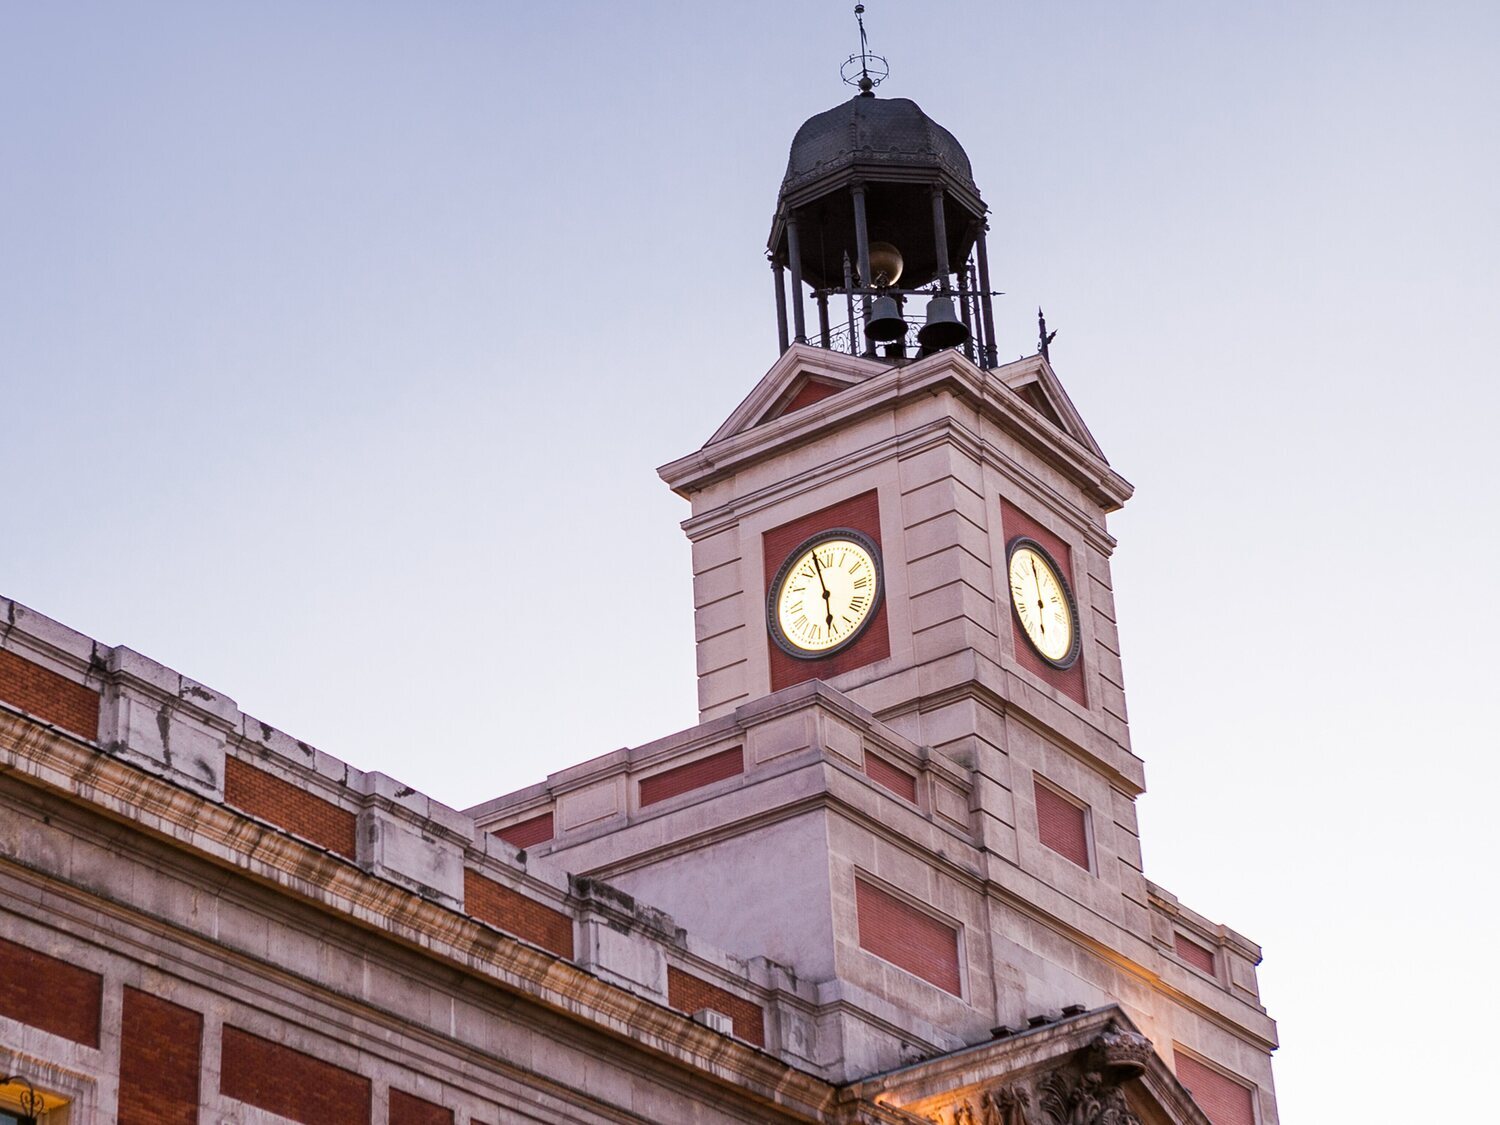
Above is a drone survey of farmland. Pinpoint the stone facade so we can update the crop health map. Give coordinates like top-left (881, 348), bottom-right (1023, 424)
top-left (0, 344), bottom-right (1276, 1123)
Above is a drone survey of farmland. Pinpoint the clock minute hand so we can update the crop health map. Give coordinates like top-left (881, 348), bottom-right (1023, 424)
top-left (1031, 557), bottom-right (1046, 635)
top-left (810, 551), bottom-right (834, 626)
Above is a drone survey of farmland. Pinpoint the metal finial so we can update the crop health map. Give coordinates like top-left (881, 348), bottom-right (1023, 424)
top-left (841, 4), bottom-right (889, 93)
top-left (1038, 308), bottom-right (1058, 362)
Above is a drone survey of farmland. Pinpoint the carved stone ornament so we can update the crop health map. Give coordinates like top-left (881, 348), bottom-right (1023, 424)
top-left (928, 1024), bottom-right (1149, 1125)
top-left (1091, 1023), bottom-right (1153, 1081)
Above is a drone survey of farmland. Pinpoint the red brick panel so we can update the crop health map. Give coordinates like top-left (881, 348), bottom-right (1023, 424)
top-left (853, 878), bottom-right (961, 997)
top-left (0, 648), bottom-right (100, 740)
top-left (389, 1089), bottom-right (453, 1125)
top-left (119, 987), bottom-right (202, 1125)
top-left (220, 1025), bottom-right (371, 1125)
top-left (223, 757), bottom-right (357, 860)
top-left (665, 966), bottom-right (766, 1047)
top-left (1034, 778), bottom-right (1091, 870)
top-left (776, 378), bottom-right (842, 417)
top-left (493, 811), bottom-right (554, 849)
top-left (1175, 1052), bottom-right (1256, 1125)
top-left (463, 869), bottom-right (574, 960)
top-left (865, 755), bottom-right (918, 803)
top-left (0, 933), bottom-right (102, 1046)
top-left (638, 746), bottom-right (744, 808)
top-left (765, 490), bottom-right (890, 691)
top-left (1000, 500), bottom-right (1087, 705)
top-left (1174, 932), bottom-right (1218, 975)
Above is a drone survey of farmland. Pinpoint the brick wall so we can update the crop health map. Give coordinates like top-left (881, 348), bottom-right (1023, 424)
top-left (119, 987), bottom-right (202, 1125)
top-left (389, 1088), bottom-right (452, 1125)
top-left (1000, 500), bottom-right (1087, 705)
top-left (220, 1025), bottom-right (371, 1125)
top-left (864, 755), bottom-right (917, 803)
top-left (0, 933), bottom-right (102, 1046)
top-left (1175, 1052), bottom-right (1256, 1125)
top-left (665, 966), bottom-right (765, 1047)
top-left (776, 378), bottom-right (842, 417)
top-left (1034, 777), bottom-right (1091, 870)
top-left (765, 490), bottom-right (890, 691)
top-left (1174, 932), bottom-right (1218, 975)
top-left (853, 877), bottom-right (961, 997)
top-left (463, 869), bottom-right (574, 960)
top-left (0, 648), bottom-right (99, 740)
top-left (493, 810), bottom-right (554, 849)
top-left (223, 757), bottom-right (357, 860)
top-left (639, 746), bottom-right (744, 807)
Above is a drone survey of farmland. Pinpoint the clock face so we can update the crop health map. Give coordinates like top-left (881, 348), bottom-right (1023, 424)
top-left (768, 530), bottom-right (883, 658)
top-left (1006, 538), bottom-right (1080, 668)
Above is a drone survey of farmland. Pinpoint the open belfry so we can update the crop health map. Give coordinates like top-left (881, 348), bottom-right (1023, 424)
top-left (0, 29), bottom-right (1277, 1125)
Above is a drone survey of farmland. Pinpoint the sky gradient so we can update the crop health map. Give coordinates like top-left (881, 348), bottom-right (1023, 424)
top-left (4, 3), bottom-right (1498, 1119)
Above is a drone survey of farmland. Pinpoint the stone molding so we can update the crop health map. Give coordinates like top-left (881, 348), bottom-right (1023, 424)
top-left (660, 349), bottom-right (1132, 514)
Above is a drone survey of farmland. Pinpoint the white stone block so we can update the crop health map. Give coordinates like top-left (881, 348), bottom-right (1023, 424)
top-left (559, 780), bottom-right (621, 830)
top-left (356, 805), bottom-right (465, 910)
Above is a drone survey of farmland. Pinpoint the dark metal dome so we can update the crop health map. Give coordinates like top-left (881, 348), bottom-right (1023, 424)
top-left (780, 95), bottom-right (978, 200)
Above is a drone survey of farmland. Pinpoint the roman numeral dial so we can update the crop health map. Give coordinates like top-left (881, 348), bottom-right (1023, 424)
top-left (1006, 538), bottom-right (1080, 669)
top-left (768, 530), bottom-right (883, 659)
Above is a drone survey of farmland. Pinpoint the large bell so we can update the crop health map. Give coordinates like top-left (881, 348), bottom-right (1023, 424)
top-left (917, 295), bottom-right (970, 351)
top-left (866, 295), bottom-right (908, 343)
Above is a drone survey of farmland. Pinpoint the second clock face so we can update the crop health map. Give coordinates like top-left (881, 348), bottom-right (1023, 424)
top-left (769, 530), bottom-right (882, 658)
top-left (1007, 539), bottom-right (1079, 668)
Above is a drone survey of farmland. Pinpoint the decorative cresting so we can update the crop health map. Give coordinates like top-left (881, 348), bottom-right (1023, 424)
top-left (925, 1024), bottom-right (1152, 1125)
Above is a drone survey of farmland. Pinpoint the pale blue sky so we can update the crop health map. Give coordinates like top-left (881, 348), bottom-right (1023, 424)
top-left (4, 3), bottom-right (1497, 1119)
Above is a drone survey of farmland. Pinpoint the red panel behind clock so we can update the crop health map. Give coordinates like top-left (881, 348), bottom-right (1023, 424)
top-left (1001, 500), bottom-right (1087, 706)
top-left (765, 490), bottom-right (890, 691)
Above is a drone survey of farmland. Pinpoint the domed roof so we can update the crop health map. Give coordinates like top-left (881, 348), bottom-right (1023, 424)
top-left (779, 94), bottom-right (977, 199)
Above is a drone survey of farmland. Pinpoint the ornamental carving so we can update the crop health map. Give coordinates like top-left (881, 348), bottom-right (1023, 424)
top-left (925, 1023), bottom-right (1148, 1125)
top-left (1091, 1024), bottom-right (1152, 1080)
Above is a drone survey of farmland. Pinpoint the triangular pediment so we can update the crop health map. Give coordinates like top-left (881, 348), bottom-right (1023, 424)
top-left (998, 356), bottom-right (1107, 461)
top-left (706, 344), bottom-right (886, 445)
top-left (842, 1007), bottom-right (1212, 1125)
top-left (663, 348), bottom-right (1132, 512)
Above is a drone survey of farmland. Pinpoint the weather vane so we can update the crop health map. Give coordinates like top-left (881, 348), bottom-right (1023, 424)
top-left (840, 4), bottom-right (889, 93)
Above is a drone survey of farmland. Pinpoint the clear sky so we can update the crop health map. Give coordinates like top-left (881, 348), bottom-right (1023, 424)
top-left (4, 3), bottom-right (1497, 1119)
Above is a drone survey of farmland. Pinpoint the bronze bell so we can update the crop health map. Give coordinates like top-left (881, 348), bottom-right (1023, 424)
top-left (866, 295), bottom-right (908, 342)
top-left (917, 295), bottom-right (969, 351)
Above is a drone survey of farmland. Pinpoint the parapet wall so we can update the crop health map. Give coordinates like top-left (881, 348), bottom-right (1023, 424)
top-left (0, 593), bottom-right (1272, 1093)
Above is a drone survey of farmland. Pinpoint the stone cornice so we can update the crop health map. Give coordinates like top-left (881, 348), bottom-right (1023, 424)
top-left (0, 708), bottom-right (846, 1121)
top-left (659, 351), bottom-right (1133, 515)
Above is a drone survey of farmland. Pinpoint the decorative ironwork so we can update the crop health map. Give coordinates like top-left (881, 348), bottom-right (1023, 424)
top-left (0, 1075), bottom-right (45, 1120)
top-left (841, 4), bottom-right (889, 93)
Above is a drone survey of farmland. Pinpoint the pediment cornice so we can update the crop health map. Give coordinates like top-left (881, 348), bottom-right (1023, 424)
top-left (845, 1007), bottom-right (1209, 1125)
top-left (659, 350), bottom-right (1133, 514)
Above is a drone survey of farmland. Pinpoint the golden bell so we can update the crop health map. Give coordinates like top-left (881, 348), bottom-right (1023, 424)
top-left (866, 242), bottom-right (904, 287)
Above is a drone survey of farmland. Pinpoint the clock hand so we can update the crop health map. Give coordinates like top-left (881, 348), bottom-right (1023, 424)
top-left (810, 550), bottom-right (834, 626)
top-left (1030, 558), bottom-right (1046, 634)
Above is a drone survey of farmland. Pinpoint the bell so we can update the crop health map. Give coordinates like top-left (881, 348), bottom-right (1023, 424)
top-left (917, 295), bottom-right (970, 351)
top-left (866, 295), bottom-right (908, 343)
top-left (866, 241), bottom-right (904, 287)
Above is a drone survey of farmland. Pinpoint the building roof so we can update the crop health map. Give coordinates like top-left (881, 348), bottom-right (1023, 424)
top-left (779, 94), bottom-right (977, 199)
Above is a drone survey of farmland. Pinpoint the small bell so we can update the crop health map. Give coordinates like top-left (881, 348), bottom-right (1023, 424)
top-left (917, 295), bottom-right (969, 351)
top-left (866, 295), bottom-right (908, 343)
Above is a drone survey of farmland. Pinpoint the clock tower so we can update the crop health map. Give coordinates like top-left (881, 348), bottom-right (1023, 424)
top-left (473, 69), bottom-right (1277, 1125)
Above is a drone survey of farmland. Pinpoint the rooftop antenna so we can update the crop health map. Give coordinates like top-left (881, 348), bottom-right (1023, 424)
top-left (1038, 308), bottom-right (1058, 362)
top-left (840, 4), bottom-right (889, 95)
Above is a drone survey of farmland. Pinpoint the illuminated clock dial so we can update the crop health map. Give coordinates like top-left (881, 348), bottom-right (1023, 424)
top-left (768, 530), bottom-right (882, 658)
top-left (1006, 538), bottom-right (1080, 668)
